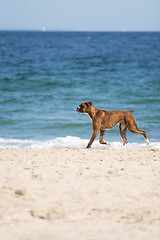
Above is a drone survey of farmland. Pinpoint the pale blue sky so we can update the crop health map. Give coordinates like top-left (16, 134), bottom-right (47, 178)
top-left (0, 0), bottom-right (160, 31)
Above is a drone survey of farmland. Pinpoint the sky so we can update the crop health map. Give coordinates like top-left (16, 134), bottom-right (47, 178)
top-left (0, 0), bottom-right (160, 31)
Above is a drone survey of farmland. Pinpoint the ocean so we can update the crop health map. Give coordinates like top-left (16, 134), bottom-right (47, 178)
top-left (0, 31), bottom-right (160, 148)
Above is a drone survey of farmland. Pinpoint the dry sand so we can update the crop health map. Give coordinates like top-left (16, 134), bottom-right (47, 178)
top-left (0, 148), bottom-right (160, 240)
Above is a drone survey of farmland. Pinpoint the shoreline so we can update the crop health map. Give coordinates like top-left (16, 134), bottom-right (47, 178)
top-left (0, 136), bottom-right (160, 149)
top-left (0, 148), bottom-right (160, 240)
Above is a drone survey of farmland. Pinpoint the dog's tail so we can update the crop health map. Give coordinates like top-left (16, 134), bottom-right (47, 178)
top-left (130, 110), bottom-right (134, 114)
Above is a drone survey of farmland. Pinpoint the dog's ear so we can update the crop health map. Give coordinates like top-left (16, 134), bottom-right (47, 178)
top-left (85, 102), bottom-right (92, 107)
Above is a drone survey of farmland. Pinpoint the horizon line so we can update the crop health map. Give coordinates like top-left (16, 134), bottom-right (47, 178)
top-left (0, 29), bottom-right (160, 33)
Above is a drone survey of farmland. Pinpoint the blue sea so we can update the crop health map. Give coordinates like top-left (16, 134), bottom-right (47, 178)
top-left (0, 31), bottom-right (160, 148)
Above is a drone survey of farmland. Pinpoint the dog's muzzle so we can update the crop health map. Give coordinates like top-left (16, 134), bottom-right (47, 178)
top-left (76, 106), bottom-right (82, 112)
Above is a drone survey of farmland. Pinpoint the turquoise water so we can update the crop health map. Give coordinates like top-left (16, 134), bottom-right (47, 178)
top-left (0, 31), bottom-right (160, 148)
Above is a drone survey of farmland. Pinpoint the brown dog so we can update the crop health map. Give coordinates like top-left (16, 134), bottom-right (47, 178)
top-left (76, 102), bottom-right (149, 148)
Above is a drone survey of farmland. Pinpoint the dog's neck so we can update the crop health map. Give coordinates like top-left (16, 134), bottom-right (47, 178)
top-left (87, 105), bottom-right (99, 120)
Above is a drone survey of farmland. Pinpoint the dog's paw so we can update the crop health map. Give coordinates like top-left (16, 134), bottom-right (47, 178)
top-left (99, 140), bottom-right (110, 146)
top-left (86, 145), bottom-right (91, 149)
top-left (145, 138), bottom-right (150, 145)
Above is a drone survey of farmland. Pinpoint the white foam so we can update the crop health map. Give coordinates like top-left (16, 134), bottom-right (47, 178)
top-left (0, 136), bottom-right (160, 149)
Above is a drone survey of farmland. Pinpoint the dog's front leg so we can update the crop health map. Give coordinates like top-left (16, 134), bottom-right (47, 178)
top-left (86, 129), bottom-right (99, 149)
top-left (99, 130), bottom-right (111, 146)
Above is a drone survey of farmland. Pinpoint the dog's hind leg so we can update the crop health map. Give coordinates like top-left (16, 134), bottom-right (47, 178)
top-left (119, 122), bottom-right (128, 145)
top-left (127, 116), bottom-right (150, 145)
top-left (99, 130), bottom-right (110, 146)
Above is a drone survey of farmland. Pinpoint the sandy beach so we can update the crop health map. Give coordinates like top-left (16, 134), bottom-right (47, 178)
top-left (0, 148), bottom-right (160, 240)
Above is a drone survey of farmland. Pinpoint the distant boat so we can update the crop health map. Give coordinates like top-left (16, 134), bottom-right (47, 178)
top-left (42, 27), bottom-right (46, 32)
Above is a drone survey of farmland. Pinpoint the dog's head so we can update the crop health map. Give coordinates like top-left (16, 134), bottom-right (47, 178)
top-left (76, 102), bottom-right (92, 113)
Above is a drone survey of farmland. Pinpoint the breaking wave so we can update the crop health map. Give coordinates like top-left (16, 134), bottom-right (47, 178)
top-left (0, 136), bottom-right (159, 149)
